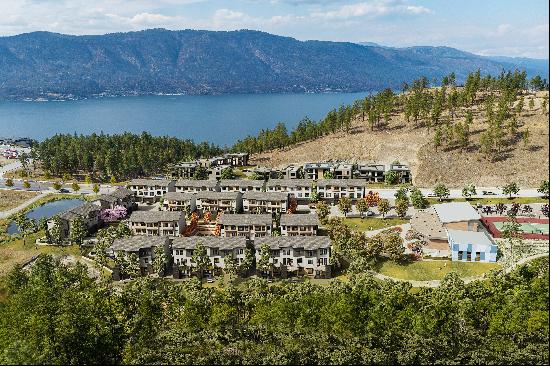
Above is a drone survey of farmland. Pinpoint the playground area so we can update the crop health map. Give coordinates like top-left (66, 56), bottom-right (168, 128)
top-left (482, 217), bottom-right (549, 240)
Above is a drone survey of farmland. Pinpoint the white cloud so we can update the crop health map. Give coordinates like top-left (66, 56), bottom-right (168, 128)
top-left (311, 1), bottom-right (431, 20)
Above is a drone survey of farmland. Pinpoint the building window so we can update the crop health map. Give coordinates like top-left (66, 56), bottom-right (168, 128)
top-left (475, 252), bottom-right (480, 262)
top-left (458, 250), bottom-right (464, 260)
top-left (466, 251), bottom-right (472, 261)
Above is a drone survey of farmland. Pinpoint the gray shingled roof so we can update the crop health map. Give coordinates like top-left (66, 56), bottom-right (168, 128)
top-left (218, 213), bottom-right (273, 226)
top-left (243, 191), bottom-right (288, 200)
top-left (389, 164), bottom-right (410, 171)
top-left (173, 161), bottom-right (199, 168)
top-left (129, 178), bottom-right (173, 187)
top-left (59, 202), bottom-right (100, 221)
top-left (219, 179), bottom-right (265, 188)
top-left (110, 187), bottom-right (134, 199)
top-left (253, 236), bottom-right (331, 250)
top-left (357, 164), bottom-right (385, 172)
top-left (316, 179), bottom-right (366, 187)
top-left (128, 211), bottom-right (184, 223)
top-left (164, 192), bottom-right (196, 201)
top-left (304, 162), bottom-right (333, 169)
top-left (266, 179), bottom-right (313, 188)
top-left (225, 152), bottom-right (248, 157)
top-left (280, 213), bottom-right (320, 226)
top-left (175, 179), bottom-right (219, 188)
top-left (172, 236), bottom-right (247, 250)
top-left (196, 191), bottom-right (241, 200)
top-left (110, 236), bottom-right (169, 252)
top-left (97, 187), bottom-right (134, 202)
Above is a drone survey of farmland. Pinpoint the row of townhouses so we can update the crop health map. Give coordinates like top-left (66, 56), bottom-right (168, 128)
top-left (125, 210), bottom-right (321, 239)
top-left (163, 191), bottom-right (289, 214)
top-left (168, 153), bottom-right (249, 179)
top-left (298, 162), bottom-right (411, 182)
top-left (108, 234), bottom-right (332, 279)
top-left (130, 178), bottom-right (376, 205)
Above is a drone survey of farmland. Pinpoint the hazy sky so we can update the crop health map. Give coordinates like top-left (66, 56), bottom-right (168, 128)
top-left (2, 0), bottom-right (548, 58)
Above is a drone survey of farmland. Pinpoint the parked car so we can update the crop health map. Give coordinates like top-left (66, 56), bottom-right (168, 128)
top-left (427, 193), bottom-right (438, 197)
top-left (59, 188), bottom-right (70, 193)
top-left (482, 190), bottom-right (496, 195)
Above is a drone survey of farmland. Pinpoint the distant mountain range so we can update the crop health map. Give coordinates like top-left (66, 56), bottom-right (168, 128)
top-left (0, 28), bottom-right (547, 100)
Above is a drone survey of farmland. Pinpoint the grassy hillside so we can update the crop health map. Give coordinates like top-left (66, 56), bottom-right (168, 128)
top-left (251, 90), bottom-right (549, 188)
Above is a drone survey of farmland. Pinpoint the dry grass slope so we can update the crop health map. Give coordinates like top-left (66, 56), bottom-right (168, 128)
top-left (251, 91), bottom-right (549, 188)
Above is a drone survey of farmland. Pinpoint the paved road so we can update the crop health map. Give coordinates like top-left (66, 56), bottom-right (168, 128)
top-left (373, 187), bottom-right (542, 200)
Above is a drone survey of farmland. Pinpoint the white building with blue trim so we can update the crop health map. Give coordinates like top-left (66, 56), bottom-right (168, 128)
top-left (447, 229), bottom-right (498, 262)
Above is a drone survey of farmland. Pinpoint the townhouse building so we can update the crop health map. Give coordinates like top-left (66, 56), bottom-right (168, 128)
top-left (283, 164), bottom-right (303, 179)
top-left (167, 161), bottom-right (199, 179)
top-left (128, 211), bottom-right (186, 237)
top-left (171, 236), bottom-right (248, 276)
top-left (242, 191), bottom-right (289, 214)
top-left (217, 213), bottom-right (273, 239)
top-left (93, 187), bottom-right (136, 210)
top-left (316, 179), bottom-right (366, 202)
top-left (109, 236), bottom-right (171, 276)
top-left (48, 202), bottom-right (102, 241)
top-left (195, 191), bottom-right (243, 213)
top-left (174, 179), bottom-right (219, 193)
top-left (252, 166), bottom-right (279, 180)
top-left (162, 192), bottom-right (196, 212)
top-left (303, 162), bottom-right (333, 180)
top-left (208, 165), bottom-right (227, 180)
top-left (333, 162), bottom-right (354, 179)
top-left (265, 179), bottom-right (314, 202)
top-left (208, 156), bottom-right (227, 167)
top-left (219, 179), bottom-right (265, 193)
top-left (356, 164), bottom-right (386, 183)
top-left (253, 236), bottom-right (332, 278)
top-left (129, 179), bottom-right (175, 203)
top-left (279, 213), bottom-right (320, 236)
top-left (224, 152), bottom-right (249, 166)
top-left (387, 163), bottom-right (412, 183)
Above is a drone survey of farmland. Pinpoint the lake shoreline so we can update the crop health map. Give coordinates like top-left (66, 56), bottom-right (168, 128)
top-left (0, 92), bottom-right (370, 145)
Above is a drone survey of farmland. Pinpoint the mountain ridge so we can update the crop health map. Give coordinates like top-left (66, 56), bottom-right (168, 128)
top-left (0, 28), bottom-right (548, 100)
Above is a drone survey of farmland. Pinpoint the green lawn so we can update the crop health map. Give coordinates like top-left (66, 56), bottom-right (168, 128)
top-left (427, 197), bottom-right (548, 205)
top-left (343, 217), bottom-right (409, 231)
top-left (373, 259), bottom-right (501, 281)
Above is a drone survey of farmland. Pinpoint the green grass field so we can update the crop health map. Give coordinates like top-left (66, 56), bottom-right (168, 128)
top-left (373, 259), bottom-right (501, 281)
top-left (343, 217), bottom-right (409, 231)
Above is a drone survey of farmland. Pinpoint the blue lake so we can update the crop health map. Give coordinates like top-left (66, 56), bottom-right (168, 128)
top-left (0, 92), bottom-right (368, 145)
top-left (7, 199), bottom-right (84, 234)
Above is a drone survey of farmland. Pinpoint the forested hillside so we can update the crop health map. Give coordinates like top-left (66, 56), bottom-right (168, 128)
top-left (0, 255), bottom-right (547, 364)
top-left (0, 29), bottom-right (548, 99)
top-left (247, 70), bottom-right (549, 187)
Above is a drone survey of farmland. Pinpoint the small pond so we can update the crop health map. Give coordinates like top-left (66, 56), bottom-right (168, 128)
top-left (7, 198), bottom-right (85, 234)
